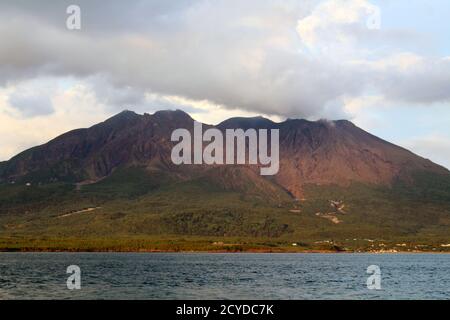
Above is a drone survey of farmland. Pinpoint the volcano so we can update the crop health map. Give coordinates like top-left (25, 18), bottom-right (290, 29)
top-left (0, 110), bottom-right (449, 251)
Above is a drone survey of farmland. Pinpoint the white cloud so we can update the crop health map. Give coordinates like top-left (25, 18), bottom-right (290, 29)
top-left (0, 0), bottom-right (449, 165)
top-left (6, 79), bottom-right (56, 118)
top-left (0, 79), bottom-right (110, 160)
top-left (1, 0), bottom-right (449, 120)
top-left (402, 134), bottom-right (450, 170)
top-left (297, 0), bottom-right (380, 57)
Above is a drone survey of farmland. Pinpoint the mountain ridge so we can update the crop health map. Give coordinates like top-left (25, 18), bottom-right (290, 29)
top-left (0, 109), bottom-right (449, 251)
top-left (0, 109), bottom-right (448, 197)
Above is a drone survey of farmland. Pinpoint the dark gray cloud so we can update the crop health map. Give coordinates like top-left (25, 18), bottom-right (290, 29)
top-left (379, 58), bottom-right (450, 104)
top-left (0, 0), bottom-right (449, 120)
top-left (8, 91), bottom-right (54, 117)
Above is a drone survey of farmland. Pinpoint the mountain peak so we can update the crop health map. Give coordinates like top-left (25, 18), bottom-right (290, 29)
top-left (97, 110), bottom-right (141, 129)
top-left (218, 116), bottom-right (276, 130)
top-left (105, 109), bottom-right (139, 121)
top-left (333, 119), bottom-right (356, 127)
top-left (152, 109), bottom-right (193, 121)
top-left (0, 109), bottom-right (448, 190)
top-left (115, 109), bottom-right (139, 118)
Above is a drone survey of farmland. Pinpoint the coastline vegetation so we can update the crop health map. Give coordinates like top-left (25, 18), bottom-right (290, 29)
top-left (0, 236), bottom-right (449, 253)
top-left (0, 167), bottom-right (449, 253)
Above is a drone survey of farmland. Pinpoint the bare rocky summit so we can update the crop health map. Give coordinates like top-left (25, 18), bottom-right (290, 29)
top-left (0, 109), bottom-right (448, 199)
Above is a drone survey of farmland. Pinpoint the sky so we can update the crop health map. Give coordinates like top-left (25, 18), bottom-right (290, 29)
top-left (0, 0), bottom-right (449, 169)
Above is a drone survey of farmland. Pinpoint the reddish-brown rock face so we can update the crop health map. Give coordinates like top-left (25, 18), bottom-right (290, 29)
top-left (219, 116), bottom-right (448, 198)
top-left (1, 110), bottom-right (448, 198)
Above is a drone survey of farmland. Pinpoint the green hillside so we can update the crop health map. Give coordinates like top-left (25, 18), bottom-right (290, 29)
top-left (0, 166), bottom-right (449, 252)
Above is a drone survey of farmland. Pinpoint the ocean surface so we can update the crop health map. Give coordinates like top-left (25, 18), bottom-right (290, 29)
top-left (0, 253), bottom-right (448, 300)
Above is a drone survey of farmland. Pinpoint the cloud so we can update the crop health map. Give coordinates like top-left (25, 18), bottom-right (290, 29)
top-left (87, 76), bottom-right (147, 112)
top-left (377, 56), bottom-right (450, 104)
top-left (0, 0), bottom-right (349, 119)
top-left (0, 80), bottom-right (111, 160)
top-left (3, 78), bottom-right (61, 118)
top-left (297, 0), bottom-right (380, 56)
top-left (8, 91), bottom-right (54, 118)
top-left (0, 0), bottom-right (449, 172)
top-left (1, 0), bottom-right (450, 121)
top-left (0, 0), bottom-right (450, 168)
top-left (402, 135), bottom-right (450, 170)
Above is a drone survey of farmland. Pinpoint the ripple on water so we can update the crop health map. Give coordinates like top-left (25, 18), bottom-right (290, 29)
top-left (0, 253), bottom-right (448, 299)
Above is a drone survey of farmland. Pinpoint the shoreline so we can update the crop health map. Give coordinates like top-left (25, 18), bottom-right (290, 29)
top-left (1, 237), bottom-right (448, 254)
top-left (1, 249), bottom-right (449, 254)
